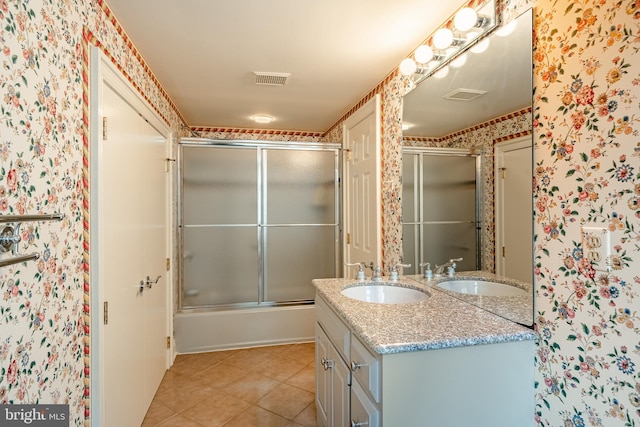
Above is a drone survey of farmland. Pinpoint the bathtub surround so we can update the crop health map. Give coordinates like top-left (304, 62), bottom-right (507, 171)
top-left (0, 0), bottom-right (638, 426)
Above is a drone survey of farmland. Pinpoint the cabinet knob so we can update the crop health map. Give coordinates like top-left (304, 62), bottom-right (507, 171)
top-left (350, 360), bottom-right (365, 371)
top-left (351, 420), bottom-right (368, 427)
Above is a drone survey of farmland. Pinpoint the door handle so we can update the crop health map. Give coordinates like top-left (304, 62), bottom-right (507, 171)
top-left (144, 275), bottom-right (162, 289)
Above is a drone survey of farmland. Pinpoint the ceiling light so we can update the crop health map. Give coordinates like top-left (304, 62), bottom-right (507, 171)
top-left (399, 58), bottom-right (418, 76)
top-left (454, 8), bottom-right (478, 32)
top-left (414, 45), bottom-right (434, 64)
top-left (433, 28), bottom-right (454, 50)
top-left (252, 115), bottom-right (274, 124)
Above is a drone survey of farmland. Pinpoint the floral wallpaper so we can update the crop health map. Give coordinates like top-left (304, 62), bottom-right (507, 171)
top-left (532, 0), bottom-right (640, 425)
top-left (1, 0), bottom-right (638, 425)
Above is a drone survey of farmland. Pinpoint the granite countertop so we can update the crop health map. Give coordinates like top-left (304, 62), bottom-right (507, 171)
top-left (313, 276), bottom-right (536, 355)
top-left (406, 271), bottom-right (534, 327)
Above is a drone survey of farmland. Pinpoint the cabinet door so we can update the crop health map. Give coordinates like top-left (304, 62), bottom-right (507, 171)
top-left (330, 344), bottom-right (350, 427)
top-left (351, 380), bottom-right (380, 427)
top-left (316, 324), bottom-right (331, 427)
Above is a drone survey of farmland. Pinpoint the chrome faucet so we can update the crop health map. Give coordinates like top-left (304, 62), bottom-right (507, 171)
top-left (371, 265), bottom-right (383, 282)
top-left (435, 258), bottom-right (463, 277)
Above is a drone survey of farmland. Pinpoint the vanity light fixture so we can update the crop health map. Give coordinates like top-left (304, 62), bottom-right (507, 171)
top-left (450, 53), bottom-right (468, 68)
top-left (399, 0), bottom-right (497, 86)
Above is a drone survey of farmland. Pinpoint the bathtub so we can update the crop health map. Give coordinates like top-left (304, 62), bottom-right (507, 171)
top-left (174, 304), bottom-right (316, 353)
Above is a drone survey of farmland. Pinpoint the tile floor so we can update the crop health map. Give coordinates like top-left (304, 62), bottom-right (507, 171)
top-left (142, 343), bottom-right (317, 426)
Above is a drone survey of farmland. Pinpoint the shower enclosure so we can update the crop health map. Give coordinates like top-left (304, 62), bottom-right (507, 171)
top-left (402, 147), bottom-right (481, 275)
top-left (178, 139), bottom-right (341, 311)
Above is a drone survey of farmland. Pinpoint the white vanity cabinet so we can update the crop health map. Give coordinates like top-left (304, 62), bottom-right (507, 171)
top-left (315, 296), bottom-right (351, 427)
top-left (315, 293), bottom-right (535, 427)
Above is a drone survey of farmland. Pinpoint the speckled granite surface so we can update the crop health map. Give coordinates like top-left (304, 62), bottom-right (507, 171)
top-left (313, 277), bottom-right (536, 355)
top-left (406, 271), bottom-right (534, 326)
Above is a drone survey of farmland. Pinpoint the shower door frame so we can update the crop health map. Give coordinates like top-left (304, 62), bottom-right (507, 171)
top-left (402, 147), bottom-right (483, 274)
top-left (177, 138), bottom-right (342, 311)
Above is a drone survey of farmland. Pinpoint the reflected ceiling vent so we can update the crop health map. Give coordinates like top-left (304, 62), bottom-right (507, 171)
top-left (254, 72), bottom-right (291, 86)
top-left (444, 88), bottom-right (487, 101)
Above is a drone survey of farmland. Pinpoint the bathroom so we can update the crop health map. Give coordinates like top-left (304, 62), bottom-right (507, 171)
top-left (0, 0), bottom-right (638, 426)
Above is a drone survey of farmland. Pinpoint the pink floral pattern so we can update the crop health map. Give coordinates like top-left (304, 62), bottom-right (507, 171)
top-left (533, 0), bottom-right (640, 425)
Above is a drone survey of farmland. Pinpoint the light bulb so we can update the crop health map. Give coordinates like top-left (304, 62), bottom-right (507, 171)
top-left (470, 37), bottom-right (490, 53)
top-left (450, 53), bottom-right (468, 68)
top-left (434, 66), bottom-right (449, 79)
top-left (454, 7), bottom-right (478, 32)
top-left (496, 20), bottom-right (516, 37)
top-left (414, 45), bottom-right (434, 64)
top-left (433, 28), bottom-right (454, 50)
top-left (399, 57), bottom-right (417, 76)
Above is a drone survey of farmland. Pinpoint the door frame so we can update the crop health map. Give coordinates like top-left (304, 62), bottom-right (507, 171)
top-left (342, 95), bottom-right (382, 275)
top-left (89, 48), bottom-right (174, 423)
top-left (494, 135), bottom-right (532, 278)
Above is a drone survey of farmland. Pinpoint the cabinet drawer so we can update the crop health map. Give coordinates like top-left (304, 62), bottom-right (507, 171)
top-left (350, 336), bottom-right (380, 403)
top-left (316, 295), bottom-right (350, 362)
top-left (351, 379), bottom-right (380, 427)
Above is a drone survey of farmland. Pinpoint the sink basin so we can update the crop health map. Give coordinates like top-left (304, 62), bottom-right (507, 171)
top-left (341, 285), bottom-right (429, 304)
top-left (437, 280), bottom-right (527, 296)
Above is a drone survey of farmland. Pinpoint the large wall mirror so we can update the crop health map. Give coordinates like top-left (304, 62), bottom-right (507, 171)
top-left (401, 9), bottom-right (533, 325)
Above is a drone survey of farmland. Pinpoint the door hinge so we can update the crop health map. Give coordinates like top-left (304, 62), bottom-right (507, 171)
top-left (103, 301), bottom-right (108, 325)
top-left (502, 246), bottom-right (506, 257)
top-left (344, 148), bottom-right (352, 161)
top-left (165, 157), bottom-right (176, 172)
top-left (102, 117), bottom-right (108, 140)
top-left (166, 336), bottom-right (171, 349)
top-left (346, 233), bottom-right (351, 245)
top-left (166, 258), bottom-right (170, 271)
top-left (499, 167), bottom-right (506, 179)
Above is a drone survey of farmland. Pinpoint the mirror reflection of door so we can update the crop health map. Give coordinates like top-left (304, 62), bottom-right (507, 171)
top-left (495, 136), bottom-right (533, 283)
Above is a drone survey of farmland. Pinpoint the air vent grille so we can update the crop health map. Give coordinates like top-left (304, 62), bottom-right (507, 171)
top-left (254, 72), bottom-right (291, 86)
top-left (444, 88), bottom-right (487, 101)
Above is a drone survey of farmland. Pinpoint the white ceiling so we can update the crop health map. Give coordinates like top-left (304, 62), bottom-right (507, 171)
top-left (104, 0), bottom-right (462, 132)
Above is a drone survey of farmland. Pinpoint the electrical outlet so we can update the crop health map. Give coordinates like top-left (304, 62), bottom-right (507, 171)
top-left (581, 226), bottom-right (611, 272)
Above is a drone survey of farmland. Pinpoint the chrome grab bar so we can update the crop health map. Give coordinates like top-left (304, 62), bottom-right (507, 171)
top-left (0, 213), bottom-right (64, 268)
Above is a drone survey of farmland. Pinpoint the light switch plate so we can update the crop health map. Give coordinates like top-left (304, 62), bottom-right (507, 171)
top-left (581, 225), bottom-right (611, 272)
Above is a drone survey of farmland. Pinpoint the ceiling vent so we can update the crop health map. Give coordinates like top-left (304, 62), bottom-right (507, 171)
top-left (254, 72), bottom-right (291, 86)
top-left (444, 88), bottom-right (487, 101)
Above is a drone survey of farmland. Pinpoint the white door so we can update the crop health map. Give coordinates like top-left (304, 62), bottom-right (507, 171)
top-left (495, 136), bottom-right (532, 283)
top-left (92, 51), bottom-right (170, 426)
top-left (343, 96), bottom-right (381, 276)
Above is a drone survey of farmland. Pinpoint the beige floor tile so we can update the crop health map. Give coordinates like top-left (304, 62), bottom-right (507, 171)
top-left (255, 354), bottom-right (308, 382)
top-left (285, 365), bottom-right (315, 394)
top-left (257, 383), bottom-right (315, 420)
top-left (225, 346), bottom-right (284, 371)
top-left (142, 400), bottom-right (178, 426)
top-left (224, 371), bottom-right (281, 403)
top-left (193, 362), bottom-right (250, 389)
top-left (157, 414), bottom-right (205, 426)
top-left (223, 405), bottom-right (293, 427)
top-left (293, 402), bottom-right (317, 427)
top-left (153, 382), bottom-right (216, 413)
top-left (282, 343), bottom-right (315, 365)
top-left (180, 391), bottom-right (251, 426)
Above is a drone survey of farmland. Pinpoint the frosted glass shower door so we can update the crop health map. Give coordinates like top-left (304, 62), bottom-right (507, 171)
top-left (181, 146), bottom-right (259, 307)
top-left (180, 141), bottom-right (339, 310)
top-left (402, 150), bottom-right (480, 275)
top-left (264, 149), bottom-right (337, 302)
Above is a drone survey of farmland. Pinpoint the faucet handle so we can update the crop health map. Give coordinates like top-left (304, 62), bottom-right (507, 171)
top-left (346, 262), bottom-right (367, 281)
top-left (419, 262), bottom-right (432, 279)
top-left (390, 263), bottom-right (411, 281)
